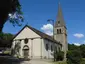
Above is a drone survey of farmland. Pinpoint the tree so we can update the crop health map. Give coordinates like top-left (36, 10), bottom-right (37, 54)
top-left (56, 51), bottom-right (64, 61)
top-left (2, 33), bottom-right (14, 40)
top-left (80, 44), bottom-right (85, 58)
top-left (13, 41), bottom-right (21, 57)
top-left (67, 50), bottom-right (82, 64)
top-left (0, 33), bottom-right (14, 47)
top-left (0, 0), bottom-right (23, 32)
top-left (67, 44), bottom-right (82, 64)
top-left (68, 44), bottom-right (80, 50)
top-left (53, 47), bottom-right (64, 61)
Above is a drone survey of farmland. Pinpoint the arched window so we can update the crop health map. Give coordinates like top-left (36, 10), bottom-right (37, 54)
top-left (58, 47), bottom-right (60, 52)
top-left (46, 44), bottom-right (48, 51)
top-left (58, 21), bottom-right (60, 24)
top-left (51, 45), bottom-right (53, 51)
top-left (59, 29), bottom-right (62, 34)
top-left (57, 29), bottom-right (59, 34)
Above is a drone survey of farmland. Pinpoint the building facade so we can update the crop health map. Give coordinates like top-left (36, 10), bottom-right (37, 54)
top-left (11, 25), bottom-right (62, 59)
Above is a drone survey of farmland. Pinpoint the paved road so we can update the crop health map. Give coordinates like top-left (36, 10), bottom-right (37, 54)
top-left (0, 56), bottom-right (20, 64)
top-left (20, 60), bottom-right (53, 64)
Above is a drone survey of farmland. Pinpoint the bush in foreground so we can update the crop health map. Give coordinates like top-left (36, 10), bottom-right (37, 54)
top-left (56, 51), bottom-right (64, 61)
top-left (54, 50), bottom-right (64, 61)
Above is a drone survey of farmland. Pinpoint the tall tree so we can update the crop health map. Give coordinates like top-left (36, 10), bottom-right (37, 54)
top-left (0, 33), bottom-right (14, 47)
top-left (68, 44), bottom-right (80, 50)
top-left (0, 0), bottom-right (23, 32)
top-left (80, 44), bottom-right (85, 58)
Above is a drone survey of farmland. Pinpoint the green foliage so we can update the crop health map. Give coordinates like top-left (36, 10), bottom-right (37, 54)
top-left (56, 51), bottom-right (64, 61)
top-left (54, 49), bottom-right (64, 61)
top-left (68, 44), bottom-right (80, 50)
top-left (0, 32), bottom-right (3, 38)
top-left (8, 0), bottom-right (24, 27)
top-left (0, 0), bottom-right (23, 32)
top-left (68, 44), bottom-right (85, 58)
top-left (80, 44), bottom-right (85, 58)
top-left (0, 32), bottom-right (13, 40)
top-left (66, 44), bottom-right (85, 64)
top-left (81, 58), bottom-right (85, 64)
top-left (81, 61), bottom-right (85, 64)
top-left (67, 50), bottom-right (82, 64)
top-left (0, 32), bottom-right (14, 47)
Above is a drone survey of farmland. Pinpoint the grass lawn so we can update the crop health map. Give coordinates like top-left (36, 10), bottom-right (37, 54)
top-left (52, 58), bottom-right (85, 64)
top-left (52, 61), bottom-right (67, 64)
top-left (81, 58), bottom-right (85, 64)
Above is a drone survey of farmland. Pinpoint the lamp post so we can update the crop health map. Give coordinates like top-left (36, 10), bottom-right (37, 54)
top-left (47, 19), bottom-right (56, 61)
top-left (47, 19), bottom-right (55, 40)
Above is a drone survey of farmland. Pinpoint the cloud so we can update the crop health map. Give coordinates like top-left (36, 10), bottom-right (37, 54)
top-left (41, 24), bottom-right (53, 36)
top-left (73, 33), bottom-right (84, 38)
top-left (74, 43), bottom-right (81, 46)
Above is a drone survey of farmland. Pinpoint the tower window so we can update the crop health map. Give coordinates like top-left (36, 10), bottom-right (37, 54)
top-left (59, 29), bottom-right (62, 33)
top-left (58, 21), bottom-right (60, 24)
top-left (57, 29), bottom-right (62, 34)
top-left (57, 29), bottom-right (59, 34)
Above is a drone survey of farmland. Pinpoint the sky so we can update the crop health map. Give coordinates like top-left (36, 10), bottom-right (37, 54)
top-left (2, 0), bottom-right (85, 45)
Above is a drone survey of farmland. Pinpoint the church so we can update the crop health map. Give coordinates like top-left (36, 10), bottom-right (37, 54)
top-left (11, 3), bottom-right (68, 60)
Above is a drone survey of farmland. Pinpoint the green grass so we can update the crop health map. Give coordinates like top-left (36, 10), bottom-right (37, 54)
top-left (81, 58), bottom-right (85, 64)
top-left (53, 61), bottom-right (67, 64)
top-left (52, 58), bottom-right (85, 64)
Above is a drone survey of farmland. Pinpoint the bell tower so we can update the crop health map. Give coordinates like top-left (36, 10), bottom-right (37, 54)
top-left (54, 2), bottom-right (68, 60)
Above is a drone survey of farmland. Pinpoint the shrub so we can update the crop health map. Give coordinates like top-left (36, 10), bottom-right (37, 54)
top-left (57, 51), bottom-right (64, 61)
top-left (80, 44), bottom-right (85, 58)
top-left (80, 58), bottom-right (85, 64)
top-left (54, 50), bottom-right (64, 61)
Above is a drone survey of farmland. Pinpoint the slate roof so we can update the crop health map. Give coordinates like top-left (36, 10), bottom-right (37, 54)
top-left (55, 2), bottom-right (66, 27)
top-left (13, 25), bottom-right (62, 45)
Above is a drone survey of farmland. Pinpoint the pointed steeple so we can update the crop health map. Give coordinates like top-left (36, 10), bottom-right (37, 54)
top-left (55, 2), bottom-right (66, 27)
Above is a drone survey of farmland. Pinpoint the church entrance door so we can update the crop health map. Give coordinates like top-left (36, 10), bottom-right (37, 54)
top-left (23, 49), bottom-right (29, 59)
top-left (23, 45), bottom-right (29, 59)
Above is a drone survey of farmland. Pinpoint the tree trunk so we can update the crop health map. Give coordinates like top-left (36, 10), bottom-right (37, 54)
top-left (0, 13), bottom-right (8, 33)
top-left (0, 26), bottom-right (3, 33)
top-left (0, 20), bottom-right (6, 33)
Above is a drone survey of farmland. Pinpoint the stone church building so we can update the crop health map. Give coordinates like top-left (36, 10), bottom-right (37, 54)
top-left (11, 3), bottom-right (68, 60)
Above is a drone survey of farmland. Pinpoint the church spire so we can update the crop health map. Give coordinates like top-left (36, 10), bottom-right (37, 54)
top-left (54, 1), bottom-right (68, 61)
top-left (55, 2), bottom-right (66, 27)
